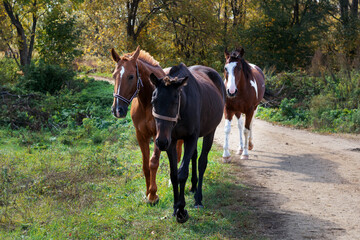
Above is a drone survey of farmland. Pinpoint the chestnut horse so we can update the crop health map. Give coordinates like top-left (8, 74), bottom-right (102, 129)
top-left (150, 63), bottom-right (226, 223)
top-left (110, 47), bottom-right (184, 204)
top-left (222, 47), bottom-right (265, 161)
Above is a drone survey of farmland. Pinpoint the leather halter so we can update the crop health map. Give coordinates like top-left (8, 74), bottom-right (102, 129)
top-left (152, 94), bottom-right (181, 123)
top-left (113, 63), bottom-right (143, 105)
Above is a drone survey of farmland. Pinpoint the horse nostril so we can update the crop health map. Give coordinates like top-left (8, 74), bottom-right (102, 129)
top-left (227, 89), bottom-right (237, 97)
top-left (156, 138), bottom-right (169, 150)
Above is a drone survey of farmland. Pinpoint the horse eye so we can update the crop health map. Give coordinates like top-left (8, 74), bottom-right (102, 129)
top-left (128, 75), bottom-right (134, 80)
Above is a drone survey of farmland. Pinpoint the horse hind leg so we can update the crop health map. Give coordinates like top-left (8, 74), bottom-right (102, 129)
top-left (223, 119), bottom-right (232, 162)
top-left (248, 108), bottom-right (257, 151)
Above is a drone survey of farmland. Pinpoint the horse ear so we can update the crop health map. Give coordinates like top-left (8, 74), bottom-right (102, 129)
top-left (150, 73), bottom-right (161, 87)
top-left (224, 48), bottom-right (230, 59)
top-left (175, 76), bottom-right (188, 88)
top-left (131, 46), bottom-right (141, 60)
top-left (111, 48), bottom-right (120, 62)
top-left (239, 47), bottom-right (245, 57)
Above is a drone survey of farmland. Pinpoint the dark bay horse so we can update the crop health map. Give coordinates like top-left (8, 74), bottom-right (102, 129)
top-left (222, 47), bottom-right (265, 161)
top-left (150, 63), bottom-right (225, 223)
top-left (110, 47), bottom-right (184, 204)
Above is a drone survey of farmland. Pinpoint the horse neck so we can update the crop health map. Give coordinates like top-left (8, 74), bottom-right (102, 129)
top-left (137, 60), bottom-right (165, 108)
top-left (237, 70), bottom-right (250, 94)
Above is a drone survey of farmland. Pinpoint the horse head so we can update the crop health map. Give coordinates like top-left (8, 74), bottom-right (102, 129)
top-left (150, 73), bottom-right (188, 151)
top-left (224, 47), bottom-right (245, 98)
top-left (111, 46), bottom-right (142, 118)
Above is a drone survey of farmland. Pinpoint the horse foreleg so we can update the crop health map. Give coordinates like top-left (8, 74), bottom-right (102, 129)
top-left (148, 140), bottom-right (160, 205)
top-left (236, 115), bottom-right (244, 155)
top-left (166, 141), bottom-right (179, 216)
top-left (195, 131), bottom-right (215, 208)
top-left (136, 132), bottom-right (151, 200)
top-left (223, 119), bottom-right (232, 162)
top-left (177, 136), bottom-right (197, 223)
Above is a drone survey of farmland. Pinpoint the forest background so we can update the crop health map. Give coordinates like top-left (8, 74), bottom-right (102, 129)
top-left (0, 0), bottom-right (359, 238)
top-left (1, 0), bottom-right (359, 132)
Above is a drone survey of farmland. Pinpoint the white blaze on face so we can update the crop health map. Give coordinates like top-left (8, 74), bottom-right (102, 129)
top-left (225, 62), bottom-right (237, 94)
top-left (117, 66), bottom-right (125, 94)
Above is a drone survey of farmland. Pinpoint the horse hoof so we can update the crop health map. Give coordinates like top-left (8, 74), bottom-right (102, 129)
top-left (176, 209), bottom-right (189, 223)
top-left (236, 149), bottom-right (243, 155)
top-left (146, 194), bottom-right (159, 206)
top-left (240, 155), bottom-right (249, 160)
top-left (190, 187), bottom-right (197, 194)
top-left (194, 204), bottom-right (204, 209)
top-left (249, 143), bottom-right (254, 150)
top-left (223, 156), bottom-right (231, 163)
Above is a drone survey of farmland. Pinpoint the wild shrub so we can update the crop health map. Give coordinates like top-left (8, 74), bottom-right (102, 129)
top-left (21, 61), bottom-right (75, 94)
top-left (0, 58), bottom-right (18, 86)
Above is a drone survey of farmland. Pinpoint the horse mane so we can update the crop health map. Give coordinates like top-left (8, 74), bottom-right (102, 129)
top-left (121, 50), bottom-right (160, 67)
top-left (163, 76), bottom-right (181, 86)
top-left (240, 58), bottom-right (253, 81)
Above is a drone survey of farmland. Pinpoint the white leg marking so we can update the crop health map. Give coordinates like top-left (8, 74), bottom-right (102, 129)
top-left (237, 115), bottom-right (244, 155)
top-left (223, 119), bottom-right (231, 158)
top-left (242, 128), bottom-right (250, 159)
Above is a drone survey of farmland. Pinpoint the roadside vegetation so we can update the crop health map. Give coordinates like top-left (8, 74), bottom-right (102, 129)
top-left (258, 68), bottom-right (360, 133)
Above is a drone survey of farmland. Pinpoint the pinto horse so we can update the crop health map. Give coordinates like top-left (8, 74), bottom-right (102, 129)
top-left (222, 47), bottom-right (265, 161)
top-left (150, 63), bottom-right (225, 223)
top-left (110, 47), bottom-right (184, 204)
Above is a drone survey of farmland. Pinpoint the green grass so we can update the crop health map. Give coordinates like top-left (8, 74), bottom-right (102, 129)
top-left (0, 77), bottom-right (265, 239)
top-left (0, 130), bottom-right (263, 239)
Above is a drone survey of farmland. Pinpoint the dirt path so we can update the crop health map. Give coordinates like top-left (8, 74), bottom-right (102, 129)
top-left (214, 118), bottom-right (360, 240)
top-left (93, 74), bottom-right (360, 239)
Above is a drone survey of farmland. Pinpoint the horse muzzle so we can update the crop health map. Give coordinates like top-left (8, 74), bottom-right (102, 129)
top-left (112, 105), bottom-right (127, 118)
top-left (155, 137), bottom-right (170, 151)
top-left (226, 88), bottom-right (238, 98)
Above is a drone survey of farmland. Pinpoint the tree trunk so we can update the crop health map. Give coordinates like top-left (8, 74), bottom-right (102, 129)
top-left (339, 0), bottom-right (350, 24)
top-left (351, 0), bottom-right (358, 20)
top-left (3, 0), bottom-right (37, 68)
top-left (292, 0), bottom-right (300, 26)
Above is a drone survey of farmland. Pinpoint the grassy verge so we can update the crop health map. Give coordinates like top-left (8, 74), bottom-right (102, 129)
top-left (260, 70), bottom-right (360, 133)
top-left (0, 77), bottom-right (265, 239)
